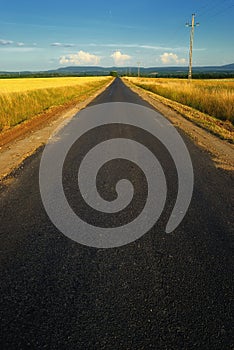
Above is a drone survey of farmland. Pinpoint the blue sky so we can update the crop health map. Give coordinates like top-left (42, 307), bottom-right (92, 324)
top-left (0, 0), bottom-right (234, 71)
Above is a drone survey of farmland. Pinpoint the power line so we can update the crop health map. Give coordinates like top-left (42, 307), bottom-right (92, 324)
top-left (198, 0), bottom-right (224, 17)
top-left (206, 2), bottom-right (234, 20)
top-left (169, 0), bottom-right (233, 50)
top-left (198, 0), bottom-right (234, 19)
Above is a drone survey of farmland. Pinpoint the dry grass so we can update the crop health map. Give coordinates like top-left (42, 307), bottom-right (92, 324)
top-left (123, 77), bottom-right (234, 143)
top-left (125, 77), bottom-right (234, 124)
top-left (0, 77), bottom-right (112, 131)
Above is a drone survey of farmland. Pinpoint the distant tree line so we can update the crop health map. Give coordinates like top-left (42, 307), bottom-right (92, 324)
top-left (0, 71), bottom-right (233, 79)
top-left (0, 72), bottom-right (110, 79)
top-left (122, 72), bottom-right (234, 79)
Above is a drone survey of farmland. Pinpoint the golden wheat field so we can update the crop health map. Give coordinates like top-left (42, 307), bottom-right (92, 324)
top-left (125, 77), bottom-right (234, 124)
top-left (0, 77), bottom-right (112, 131)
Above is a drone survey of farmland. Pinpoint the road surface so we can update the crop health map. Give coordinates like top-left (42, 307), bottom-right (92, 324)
top-left (0, 78), bottom-right (233, 349)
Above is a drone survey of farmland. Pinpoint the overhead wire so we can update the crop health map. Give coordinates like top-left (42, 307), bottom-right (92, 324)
top-left (198, 0), bottom-right (234, 19)
top-left (147, 0), bottom-right (233, 65)
top-left (206, 1), bottom-right (234, 20)
top-left (198, 0), bottom-right (228, 18)
top-left (167, 0), bottom-right (233, 49)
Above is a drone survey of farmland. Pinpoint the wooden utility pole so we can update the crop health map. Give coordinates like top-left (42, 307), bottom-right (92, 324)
top-left (137, 62), bottom-right (141, 77)
top-left (186, 14), bottom-right (199, 80)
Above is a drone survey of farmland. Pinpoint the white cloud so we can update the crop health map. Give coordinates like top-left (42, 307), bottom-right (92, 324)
top-left (17, 42), bottom-right (24, 47)
top-left (51, 42), bottom-right (75, 47)
top-left (59, 50), bottom-right (101, 65)
top-left (111, 50), bottom-right (131, 65)
top-left (88, 43), bottom-right (189, 52)
top-left (51, 42), bottom-right (63, 47)
top-left (160, 52), bottom-right (186, 65)
top-left (0, 39), bottom-right (13, 45)
top-left (0, 47), bottom-right (42, 52)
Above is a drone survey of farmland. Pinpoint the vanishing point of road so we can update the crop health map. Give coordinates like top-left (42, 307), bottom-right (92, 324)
top-left (0, 78), bottom-right (233, 349)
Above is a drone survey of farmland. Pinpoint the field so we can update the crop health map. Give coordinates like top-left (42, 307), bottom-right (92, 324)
top-left (0, 77), bottom-right (112, 131)
top-left (124, 77), bottom-right (234, 124)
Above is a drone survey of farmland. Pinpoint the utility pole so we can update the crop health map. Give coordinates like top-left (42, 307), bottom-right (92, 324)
top-left (186, 14), bottom-right (199, 80)
top-left (137, 61), bottom-right (141, 77)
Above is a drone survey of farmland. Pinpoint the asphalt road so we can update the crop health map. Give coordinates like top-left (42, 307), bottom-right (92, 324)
top-left (0, 78), bottom-right (233, 349)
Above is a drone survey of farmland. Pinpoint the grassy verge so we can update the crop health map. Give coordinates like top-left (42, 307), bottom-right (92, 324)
top-left (123, 77), bottom-right (234, 143)
top-left (0, 77), bottom-right (113, 131)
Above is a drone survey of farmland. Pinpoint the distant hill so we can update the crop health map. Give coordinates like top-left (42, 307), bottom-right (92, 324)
top-left (48, 64), bottom-right (234, 75)
top-left (219, 63), bottom-right (234, 70)
top-left (191, 63), bottom-right (234, 72)
top-left (0, 63), bottom-right (234, 78)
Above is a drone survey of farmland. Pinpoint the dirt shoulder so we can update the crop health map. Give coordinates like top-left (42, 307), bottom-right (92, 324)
top-left (0, 79), bottom-right (113, 181)
top-left (0, 77), bottom-right (233, 182)
top-left (123, 79), bottom-right (234, 171)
